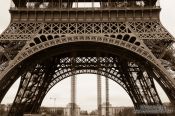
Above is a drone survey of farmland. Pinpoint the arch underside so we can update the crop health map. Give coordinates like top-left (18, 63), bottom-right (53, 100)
top-left (0, 42), bottom-right (174, 115)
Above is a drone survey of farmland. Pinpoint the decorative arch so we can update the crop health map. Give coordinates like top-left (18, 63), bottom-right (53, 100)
top-left (4, 43), bottom-right (163, 115)
top-left (1, 35), bottom-right (172, 81)
top-left (0, 36), bottom-right (175, 115)
top-left (46, 63), bottom-right (127, 93)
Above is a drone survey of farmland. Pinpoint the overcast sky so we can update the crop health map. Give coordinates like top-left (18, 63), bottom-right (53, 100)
top-left (0, 0), bottom-right (175, 112)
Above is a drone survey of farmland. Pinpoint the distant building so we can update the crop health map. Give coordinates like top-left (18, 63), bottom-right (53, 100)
top-left (101, 103), bottom-right (134, 116)
top-left (0, 104), bottom-right (6, 115)
top-left (24, 114), bottom-right (46, 116)
top-left (0, 104), bottom-right (11, 116)
top-left (80, 110), bottom-right (88, 115)
top-left (40, 103), bottom-right (80, 116)
top-left (40, 106), bottom-right (65, 115)
top-left (163, 102), bottom-right (175, 114)
top-left (0, 104), bottom-right (6, 110)
top-left (64, 103), bottom-right (80, 116)
top-left (1, 103), bottom-right (136, 116)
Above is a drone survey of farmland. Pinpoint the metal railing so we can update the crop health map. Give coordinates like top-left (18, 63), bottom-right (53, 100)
top-left (10, 1), bottom-right (160, 10)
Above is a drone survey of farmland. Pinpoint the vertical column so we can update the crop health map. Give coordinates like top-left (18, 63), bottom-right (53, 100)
top-left (71, 75), bottom-right (76, 105)
top-left (97, 74), bottom-right (102, 116)
top-left (70, 54), bottom-right (77, 116)
top-left (105, 77), bottom-right (110, 116)
top-left (71, 74), bottom-right (76, 116)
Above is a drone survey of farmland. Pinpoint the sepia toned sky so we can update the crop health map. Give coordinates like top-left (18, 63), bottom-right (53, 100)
top-left (0, 0), bottom-right (175, 112)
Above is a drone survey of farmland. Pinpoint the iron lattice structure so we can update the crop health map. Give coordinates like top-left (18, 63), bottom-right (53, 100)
top-left (0, 0), bottom-right (175, 115)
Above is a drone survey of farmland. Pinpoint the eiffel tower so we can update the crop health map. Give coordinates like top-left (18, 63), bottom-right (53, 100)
top-left (0, 0), bottom-right (175, 116)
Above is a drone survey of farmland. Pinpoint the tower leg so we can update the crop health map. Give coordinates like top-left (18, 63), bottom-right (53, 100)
top-left (118, 59), bottom-right (165, 116)
top-left (7, 59), bottom-right (56, 116)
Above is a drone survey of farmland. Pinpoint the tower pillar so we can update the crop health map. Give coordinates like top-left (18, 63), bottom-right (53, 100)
top-left (71, 74), bottom-right (76, 116)
top-left (97, 74), bottom-right (102, 116)
top-left (105, 77), bottom-right (110, 116)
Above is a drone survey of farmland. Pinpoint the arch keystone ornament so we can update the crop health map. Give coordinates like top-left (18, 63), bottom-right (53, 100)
top-left (0, 0), bottom-right (175, 116)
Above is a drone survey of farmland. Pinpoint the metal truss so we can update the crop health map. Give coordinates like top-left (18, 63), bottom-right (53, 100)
top-left (1, 21), bottom-right (172, 40)
top-left (128, 21), bottom-right (173, 40)
top-left (0, 22), bottom-right (132, 40)
top-left (6, 51), bottom-right (165, 115)
top-left (0, 40), bottom-right (26, 71)
top-left (0, 22), bottom-right (140, 73)
top-left (9, 60), bottom-right (56, 115)
top-left (128, 21), bottom-right (174, 58)
top-left (0, 21), bottom-right (173, 66)
top-left (0, 35), bottom-right (175, 116)
top-left (0, 34), bottom-right (165, 78)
